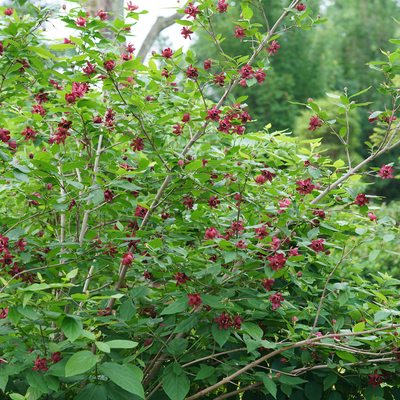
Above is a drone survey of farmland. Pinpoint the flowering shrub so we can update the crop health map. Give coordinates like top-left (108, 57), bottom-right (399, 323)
top-left (0, 1), bottom-right (400, 400)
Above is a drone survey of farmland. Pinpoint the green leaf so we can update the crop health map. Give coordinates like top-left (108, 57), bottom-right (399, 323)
top-left (338, 290), bottom-right (350, 307)
top-left (13, 169), bottom-right (29, 182)
top-left (50, 43), bottom-right (76, 50)
top-left (335, 350), bottom-right (356, 362)
top-left (186, 160), bottom-right (202, 171)
top-left (0, 375), bottom-right (8, 392)
top-left (262, 374), bottom-right (277, 399)
top-left (8, 306), bottom-right (21, 325)
top-left (95, 341), bottom-right (111, 353)
top-left (65, 351), bottom-right (99, 377)
top-left (323, 372), bottom-right (337, 391)
top-left (211, 322), bottom-right (230, 347)
top-left (99, 362), bottom-right (144, 399)
top-left (241, 322), bottom-right (263, 340)
top-left (201, 294), bottom-right (223, 309)
top-left (18, 305), bottom-right (40, 320)
top-left (174, 314), bottom-right (200, 333)
top-left (10, 395), bottom-right (25, 400)
top-left (26, 46), bottom-right (54, 59)
top-left (120, 300), bottom-right (136, 321)
top-left (305, 382), bottom-right (322, 400)
top-left (163, 363), bottom-right (190, 400)
top-left (168, 338), bottom-right (188, 356)
top-left (242, 7), bottom-right (253, 19)
top-left (195, 365), bottom-right (215, 380)
top-left (105, 340), bottom-right (139, 349)
top-left (61, 316), bottom-right (83, 342)
top-left (75, 383), bottom-right (108, 400)
top-left (353, 321), bottom-right (365, 333)
top-left (92, 190), bottom-right (105, 205)
top-left (26, 370), bottom-right (49, 394)
top-left (0, 150), bottom-right (10, 162)
top-left (369, 249), bottom-right (381, 262)
top-left (129, 286), bottom-right (149, 298)
top-left (161, 296), bottom-right (188, 315)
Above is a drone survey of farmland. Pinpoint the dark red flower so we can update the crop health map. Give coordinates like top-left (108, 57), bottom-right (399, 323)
top-left (188, 293), bottom-right (202, 309)
top-left (104, 60), bottom-right (116, 72)
top-left (143, 270), bottom-right (153, 280)
top-left (254, 68), bottom-right (266, 85)
top-left (34, 90), bottom-right (49, 104)
top-left (310, 239), bottom-right (325, 254)
top-left (104, 189), bottom-right (114, 203)
top-left (204, 60), bottom-right (212, 70)
top-left (261, 169), bottom-right (276, 182)
top-left (233, 314), bottom-right (243, 329)
top-left (269, 292), bottom-right (284, 310)
top-left (216, 0), bottom-right (229, 13)
top-left (185, 65), bottom-right (198, 79)
top-left (296, 3), bottom-right (306, 11)
top-left (261, 278), bottom-right (275, 291)
top-left (98, 307), bottom-right (111, 316)
top-left (267, 253), bottom-right (287, 272)
top-left (238, 64), bottom-right (254, 80)
top-left (50, 352), bottom-right (62, 364)
top-left (161, 48), bottom-right (174, 59)
top-left (134, 205), bottom-right (148, 218)
top-left (64, 38), bottom-right (75, 45)
top-left (161, 68), bottom-right (172, 78)
top-left (254, 175), bottom-right (267, 185)
top-left (144, 338), bottom-right (153, 347)
top-left (0, 42), bottom-right (3, 56)
top-left (126, 2), bottom-right (138, 11)
top-left (205, 227), bottom-right (219, 240)
top-left (217, 118), bottom-right (232, 133)
top-left (208, 196), bottom-right (220, 209)
top-left (21, 126), bottom-right (37, 141)
top-left (308, 116), bottom-right (322, 131)
top-left (131, 137), bottom-right (144, 152)
top-left (122, 252), bottom-right (133, 265)
top-left (95, 10), bottom-right (108, 20)
top-left (161, 212), bottom-right (170, 220)
top-left (296, 178), bottom-right (316, 195)
top-left (65, 93), bottom-right (77, 104)
top-left (93, 115), bottom-right (103, 123)
top-left (214, 311), bottom-right (233, 330)
top-left (0, 251), bottom-right (14, 268)
top-left (32, 355), bottom-right (48, 373)
top-left (368, 212), bottom-right (377, 222)
top-left (184, 2), bottom-right (201, 19)
top-left (125, 43), bottom-right (135, 53)
top-left (14, 238), bottom-right (27, 252)
top-left (266, 40), bottom-right (280, 56)
top-left (83, 61), bottom-right (97, 76)
top-left (31, 105), bottom-right (46, 116)
top-left (355, 193), bottom-right (369, 206)
top-left (182, 113), bottom-right (191, 123)
top-left (377, 165), bottom-right (394, 179)
top-left (181, 27), bottom-right (194, 40)
top-left (173, 123), bottom-right (184, 136)
top-left (213, 72), bottom-right (226, 87)
top-left (4, 8), bottom-right (13, 15)
top-left (368, 110), bottom-right (379, 123)
top-left (0, 235), bottom-right (9, 252)
top-left (234, 26), bottom-right (247, 41)
top-left (255, 225), bottom-right (269, 239)
top-left (174, 272), bottom-right (190, 286)
top-left (183, 197), bottom-right (194, 210)
top-left (0, 308), bottom-right (8, 319)
top-left (72, 82), bottom-right (90, 98)
top-left (367, 370), bottom-right (383, 389)
top-left (0, 128), bottom-right (10, 143)
top-left (75, 16), bottom-right (87, 27)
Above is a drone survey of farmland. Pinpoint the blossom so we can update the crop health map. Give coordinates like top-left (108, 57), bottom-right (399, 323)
top-left (0, 42), bottom-right (3, 56)
top-left (184, 3), bottom-right (201, 19)
top-left (31, 105), bottom-right (46, 116)
top-left (217, 119), bottom-right (232, 133)
top-left (135, 205), bottom-right (148, 218)
top-left (121, 53), bottom-right (132, 61)
top-left (368, 110), bottom-right (379, 123)
top-left (310, 239), bottom-right (325, 254)
top-left (367, 370), bottom-right (383, 389)
top-left (4, 8), bottom-right (13, 15)
top-left (296, 3), bottom-right (306, 11)
top-left (131, 137), bottom-right (144, 152)
top-left (269, 292), bottom-right (284, 310)
top-left (144, 338), bottom-right (153, 347)
top-left (234, 26), bottom-right (247, 41)
top-left (240, 110), bottom-right (251, 123)
top-left (50, 352), bottom-right (62, 364)
top-left (261, 170), bottom-right (276, 182)
top-left (75, 16), bottom-right (87, 27)
top-left (208, 196), bottom-right (220, 209)
top-left (216, 0), bottom-right (229, 13)
top-left (161, 68), bottom-right (172, 78)
top-left (278, 199), bottom-right (292, 213)
top-left (205, 227), bottom-right (219, 240)
top-left (126, 2), bottom-right (138, 11)
top-left (14, 238), bottom-right (27, 252)
top-left (181, 27), bottom-right (194, 40)
top-left (182, 113), bottom-right (191, 123)
top-left (368, 212), bottom-right (377, 222)
top-left (173, 123), bottom-right (184, 136)
top-left (21, 127), bottom-right (37, 141)
top-left (93, 115), bottom-right (102, 123)
top-left (143, 270), bottom-right (153, 280)
top-left (254, 175), bottom-right (267, 185)
top-left (234, 239), bottom-right (247, 249)
top-left (308, 116), bottom-right (322, 131)
top-left (296, 178), bottom-right (316, 195)
top-left (121, 252), bottom-right (133, 265)
top-left (266, 40), bottom-right (280, 56)
top-left (261, 278), bottom-right (275, 291)
top-left (72, 82), bottom-right (89, 98)
top-left (238, 64), bottom-right (254, 80)
top-left (213, 73), bottom-right (226, 87)
top-left (377, 165), bottom-right (394, 179)
top-left (185, 65), bottom-right (198, 79)
top-left (255, 225), bottom-right (269, 239)
top-left (254, 68), bottom-right (266, 85)
top-left (174, 272), bottom-right (190, 286)
top-left (125, 43), bottom-right (135, 53)
top-left (183, 197), bottom-right (194, 210)
top-left (188, 293), bottom-right (202, 309)
top-left (32, 355), bottom-right (48, 373)
top-left (233, 314), bottom-right (243, 329)
top-left (271, 237), bottom-right (281, 250)
top-left (104, 60), bottom-right (116, 72)
top-left (95, 10), bottom-right (108, 20)
top-left (34, 90), bottom-right (49, 104)
top-left (204, 60), bottom-right (212, 70)
top-left (104, 189), bottom-right (114, 203)
top-left (206, 105), bottom-right (222, 122)
top-left (65, 93), bottom-right (77, 104)
top-left (0, 235), bottom-right (9, 252)
top-left (161, 48), bottom-right (174, 59)
top-left (214, 311), bottom-right (233, 329)
top-left (289, 247), bottom-right (299, 257)
top-left (355, 194), bottom-right (369, 207)
top-left (0, 308), bottom-right (8, 319)
top-left (267, 253), bottom-right (287, 272)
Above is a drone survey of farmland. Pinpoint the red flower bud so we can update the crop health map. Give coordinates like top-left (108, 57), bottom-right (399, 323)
top-left (46, 183), bottom-right (53, 190)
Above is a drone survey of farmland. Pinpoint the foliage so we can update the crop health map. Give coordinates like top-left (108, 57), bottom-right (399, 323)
top-left (0, 1), bottom-right (400, 400)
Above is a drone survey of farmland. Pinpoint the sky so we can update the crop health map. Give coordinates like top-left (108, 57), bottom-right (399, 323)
top-left (43, 0), bottom-right (190, 60)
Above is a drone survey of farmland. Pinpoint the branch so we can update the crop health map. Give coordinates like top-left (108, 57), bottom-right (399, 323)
top-left (137, 12), bottom-right (183, 61)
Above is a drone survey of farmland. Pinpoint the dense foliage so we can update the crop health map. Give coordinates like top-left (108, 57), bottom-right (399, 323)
top-left (1, 1), bottom-right (400, 399)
